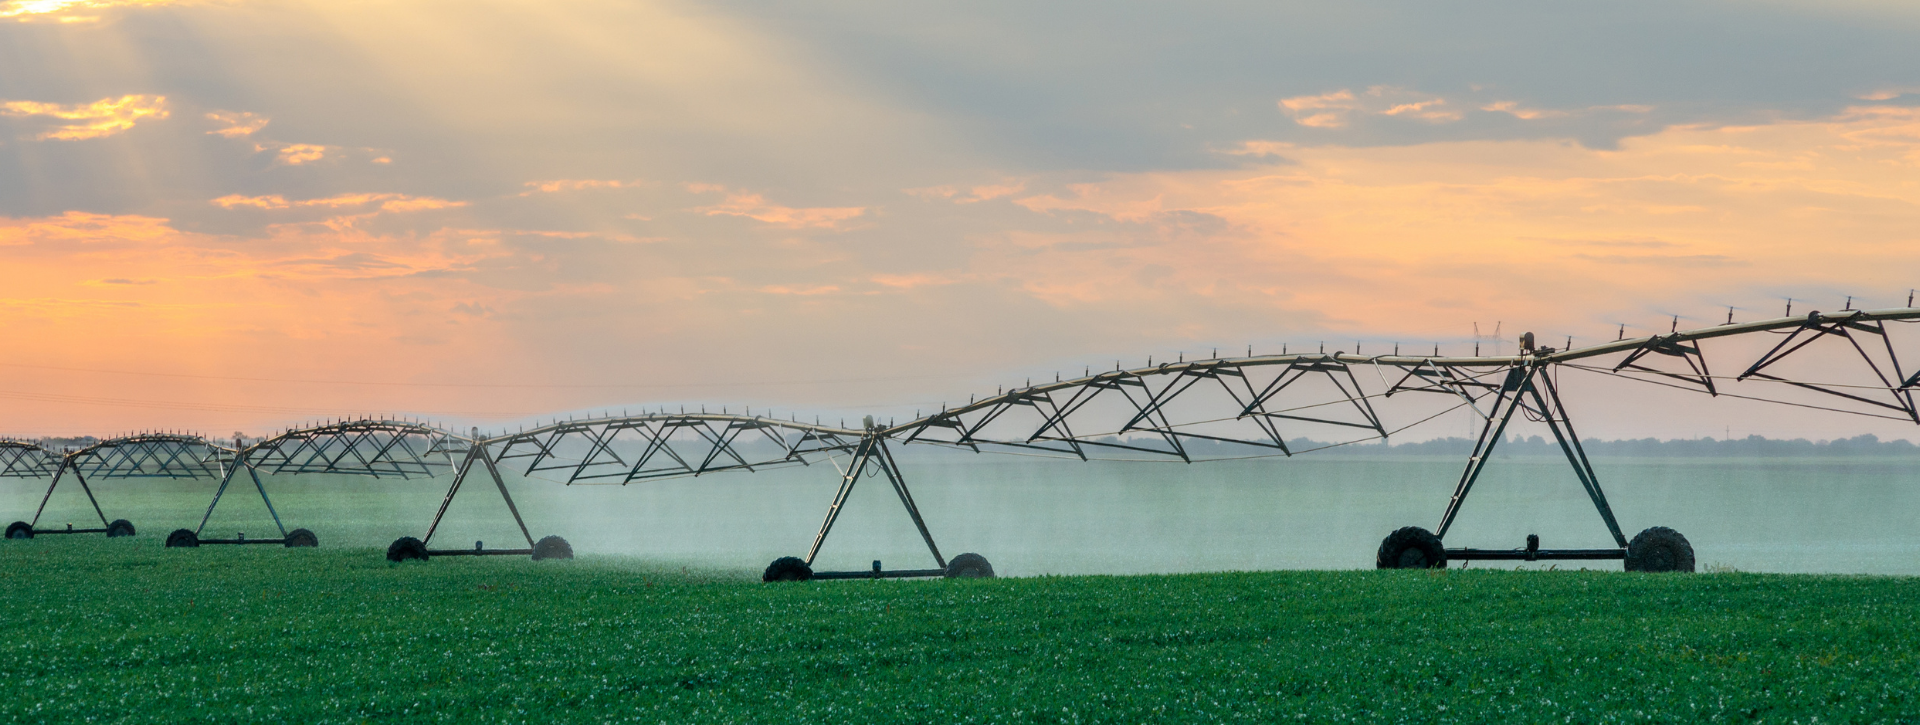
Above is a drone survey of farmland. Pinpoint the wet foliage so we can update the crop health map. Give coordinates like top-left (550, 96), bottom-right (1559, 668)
top-left (2, 538), bottom-right (1917, 723)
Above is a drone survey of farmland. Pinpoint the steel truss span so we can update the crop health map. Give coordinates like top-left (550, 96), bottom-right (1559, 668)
top-left (888, 307), bottom-right (1919, 573)
top-left (3, 433), bottom-right (227, 540)
top-left (5, 307), bottom-right (1917, 574)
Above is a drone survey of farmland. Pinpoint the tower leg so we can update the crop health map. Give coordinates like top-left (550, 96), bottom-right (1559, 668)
top-left (72, 469), bottom-right (110, 527)
top-left (1436, 367), bottom-right (1528, 538)
top-left (874, 438), bottom-right (946, 569)
top-left (479, 451), bottom-right (535, 548)
top-left (246, 466), bottom-right (289, 538)
top-left (1531, 371), bottom-right (1628, 547)
top-left (423, 444), bottom-right (481, 546)
top-left (1424, 363), bottom-right (1634, 565)
top-left (804, 435), bottom-right (876, 566)
top-left (30, 458), bottom-right (69, 528)
top-left (196, 461), bottom-right (242, 535)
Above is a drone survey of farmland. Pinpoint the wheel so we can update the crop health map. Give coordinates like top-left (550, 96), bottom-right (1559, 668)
top-left (5, 521), bottom-right (31, 540)
top-left (165, 529), bottom-right (199, 548)
top-left (284, 528), bottom-right (318, 548)
top-left (1625, 527), bottom-right (1695, 573)
top-left (105, 519), bottom-right (135, 538)
top-left (762, 556), bottom-right (812, 582)
top-left (531, 535), bottom-right (573, 560)
top-left (386, 536), bottom-right (429, 562)
top-left (1376, 526), bottom-right (1448, 569)
top-left (944, 552), bottom-right (995, 579)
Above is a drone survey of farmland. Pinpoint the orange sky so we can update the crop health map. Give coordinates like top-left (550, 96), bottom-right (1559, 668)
top-left (2, 1), bottom-right (1919, 440)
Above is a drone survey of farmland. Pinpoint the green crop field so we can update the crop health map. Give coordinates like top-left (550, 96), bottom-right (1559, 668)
top-left (3, 537), bottom-right (1918, 723)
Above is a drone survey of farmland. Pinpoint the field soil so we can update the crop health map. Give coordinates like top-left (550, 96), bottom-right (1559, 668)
top-left (3, 537), bottom-right (1918, 723)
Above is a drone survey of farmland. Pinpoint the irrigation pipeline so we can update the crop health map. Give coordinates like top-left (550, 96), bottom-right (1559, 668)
top-left (7, 305), bottom-right (1917, 577)
top-left (2, 307), bottom-right (1917, 483)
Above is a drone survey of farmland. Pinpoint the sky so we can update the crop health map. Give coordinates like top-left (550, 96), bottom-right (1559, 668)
top-left (2, 0), bottom-right (1919, 441)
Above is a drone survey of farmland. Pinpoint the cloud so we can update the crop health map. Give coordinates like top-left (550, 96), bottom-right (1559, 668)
top-left (377, 197), bottom-right (465, 212)
top-left (0, 0), bottom-right (184, 22)
top-left (210, 193), bottom-right (466, 213)
top-left (272, 251), bottom-right (414, 272)
top-left (1278, 86), bottom-right (1459, 128)
top-left (687, 184), bottom-right (866, 229)
top-left (0, 95), bottom-right (168, 140)
top-left (1859, 88), bottom-right (1920, 101)
top-left (1570, 253), bottom-right (1746, 267)
top-left (1481, 101), bottom-right (1570, 121)
top-left (1220, 141), bottom-right (1300, 160)
top-left (1379, 99), bottom-right (1459, 122)
top-left (1483, 100), bottom-right (1653, 120)
top-left (871, 273), bottom-right (960, 290)
top-left (970, 105), bottom-right (1920, 333)
top-left (1532, 237), bottom-right (1679, 249)
top-left (1278, 89), bottom-right (1358, 128)
top-left (904, 180), bottom-right (1026, 204)
top-left (758, 284), bottom-right (840, 295)
top-left (0, 211), bottom-right (177, 245)
top-left (0, 213), bottom-right (510, 314)
top-left (902, 185), bottom-right (958, 200)
top-left (519, 179), bottom-right (647, 196)
top-left (1279, 89), bottom-right (1652, 131)
top-left (273, 143), bottom-right (327, 165)
top-left (962, 181), bottom-right (1025, 203)
top-left (205, 110), bottom-right (268, 138)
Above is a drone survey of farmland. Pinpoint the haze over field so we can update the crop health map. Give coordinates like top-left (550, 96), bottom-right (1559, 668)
top-left (2, 0), bottom-right (1919, 442)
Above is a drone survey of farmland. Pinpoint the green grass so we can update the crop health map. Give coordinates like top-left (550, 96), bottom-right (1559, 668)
top-left (3, 537), bottom-right (1918, 723)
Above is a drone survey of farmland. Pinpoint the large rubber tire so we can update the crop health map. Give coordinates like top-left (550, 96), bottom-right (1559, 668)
top-left (762, 556), bottom-right (812, 582)
top-left (1625, 526), bottom-right (1695, 573)
top-left (284, 528), bottom-right (318, 548)
top-left (531, 535), bottom-right (573, 561)
top-left (105, 519), bottom-right (135, 538)
top-left (386, 536), bottom-right (429, 562)
top-left (945, 552), bottom-right (996, 579)
top-left (1376, 526), bottom-right (1448, 569)
top-left (165, 529), bottom-right (199, 548)
top-left (5, 521), bottom-right (32, 540)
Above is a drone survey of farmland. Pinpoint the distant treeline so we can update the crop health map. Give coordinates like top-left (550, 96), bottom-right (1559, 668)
top-left (1169, 433), bottom-right (1920, 458)
top-left (16, 433), bottom-right (1918, 459)
top-left (20, 436), bottom-right (101, 449)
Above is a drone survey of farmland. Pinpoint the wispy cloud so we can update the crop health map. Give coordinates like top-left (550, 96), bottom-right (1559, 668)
top-left (972, 106), bottom-right (1920, 330)
top-left (0, 211), bottom-right (177, 245)
top-left (205, 110), bottom-right (268, 138)
top-left (871, 273), bottom-right (960, 290)
top-left (519, 179), bottom-right (648, 196)
top-left (0, 95), bottom-right (168, 140)
top-left (1531, 236), bottom-right (1679, 249)
top-left (1278, 89), bottom-right (1358, 128)
top-left (1278, 86), bottom-right (1460, 128)
top-left (0, 0), bottom-right (184, 22)
top-left (272, 143), bottom-right (327, 165)
top-left (758, 284), bottom-right (840, 295)
top-left (210, 193), bottom-right (466, 212)
top-left (1570, 252), bottom-right (1745, 267)
top-left (687, 184), bottom-right (865, 229)
top-left (1480, 101), bottom-right (1569, 121)
top-left (904, 180), bottom-right (1027, 204)
top-left (1858, 88), bottom-right (1920, 101)
top-left (1482, 100), bottom-right (1653, 120)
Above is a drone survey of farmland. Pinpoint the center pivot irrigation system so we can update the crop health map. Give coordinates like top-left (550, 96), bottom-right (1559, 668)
top-left (5, 306), bottom-right (1917, 577)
